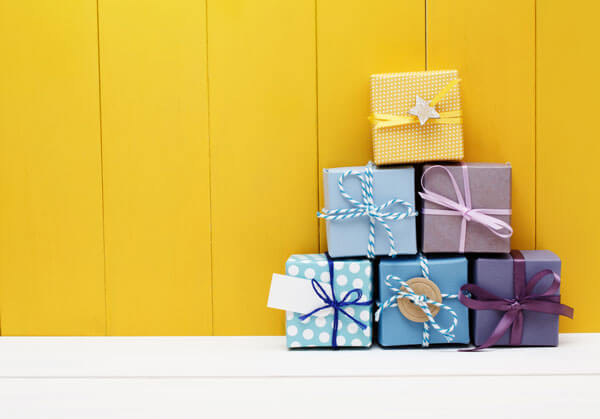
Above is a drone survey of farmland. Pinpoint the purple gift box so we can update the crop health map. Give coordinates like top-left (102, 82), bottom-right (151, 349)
top-left (419, 163), bottom-right (513, 253)
top-left (462, 250), bottom-right (574, 349)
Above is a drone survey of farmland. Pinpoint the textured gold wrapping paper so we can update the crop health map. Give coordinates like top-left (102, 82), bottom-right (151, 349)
top-left (370, 70), bottom-right (464, 165)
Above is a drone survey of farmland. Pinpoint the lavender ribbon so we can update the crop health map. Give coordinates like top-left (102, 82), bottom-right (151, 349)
top-left (459, 250), bottom-right (574, 350)
top-left (298, 255), bottom-right (371, 348)
top-left (418, 164), bottom-right (513, 253)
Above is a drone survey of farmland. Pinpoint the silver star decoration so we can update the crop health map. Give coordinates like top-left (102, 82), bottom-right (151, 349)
top-left (408, 95), bottom-right (440, 125)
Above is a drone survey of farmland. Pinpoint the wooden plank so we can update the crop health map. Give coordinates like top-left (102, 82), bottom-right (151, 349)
top-left (536, 1), bottom-right (599, 332)
top-left (0, 1), bottom-right (106, 335)
top-left (316, 0), bottom-right (426, 250)
top-left (208, 0), bottom-right (319, 335)
top-left (427, 0), bottom-right (536, 250)
top-left (98, 1), bottom-right (212, 335)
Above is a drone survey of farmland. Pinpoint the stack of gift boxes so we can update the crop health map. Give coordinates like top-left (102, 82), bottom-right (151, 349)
top-left (268, 70), bottom-right (573, 350)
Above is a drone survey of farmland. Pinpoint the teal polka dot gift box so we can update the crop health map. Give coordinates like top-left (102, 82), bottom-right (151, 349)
top-left (273, 254), bottom-right (373, 349)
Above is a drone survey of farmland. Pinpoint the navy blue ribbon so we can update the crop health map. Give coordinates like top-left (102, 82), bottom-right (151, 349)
top-left (298, 255), bottom-right (372, 348)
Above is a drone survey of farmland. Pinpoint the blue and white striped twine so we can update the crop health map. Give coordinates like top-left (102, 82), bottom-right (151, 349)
top-left (374, 254), bottom-right (459, 347)
top-left (317, 163), bottom-right (417, 259)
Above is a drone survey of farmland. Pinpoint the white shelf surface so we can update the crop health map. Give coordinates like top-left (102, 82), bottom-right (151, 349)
top-left (0, 334), bottom-right (598, 418)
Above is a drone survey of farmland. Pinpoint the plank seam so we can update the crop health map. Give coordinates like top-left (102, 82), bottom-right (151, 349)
top-left (95, 0), bottom-right (109, 336)
top-left (534, 0), bottom-right (537, 250)
top-left (315, 0), bottom-right (321, 254)
top-left (205, 0), bottom-right (215, 336)
top-left (425, 0), bottom-right (428, 70)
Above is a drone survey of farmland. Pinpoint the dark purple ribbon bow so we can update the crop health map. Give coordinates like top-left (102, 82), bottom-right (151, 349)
top-left (459, 250), bottom-right (574, 351)
top-left (298, 255), bottom-right (371, 348)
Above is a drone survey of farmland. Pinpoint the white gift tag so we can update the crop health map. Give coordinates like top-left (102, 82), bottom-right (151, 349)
top-left (267, 273), bottom-right (332, 316)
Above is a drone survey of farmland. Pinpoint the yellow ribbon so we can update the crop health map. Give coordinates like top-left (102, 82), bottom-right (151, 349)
top-left (369, 79), bottom-right (462, 129)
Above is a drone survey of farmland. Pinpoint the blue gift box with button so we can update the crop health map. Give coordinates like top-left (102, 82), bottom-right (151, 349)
top-left (376, 255), bottom-right (469, 347)
top-left (284, 254), bottom-right (373, 348)
top-left (319, 164), bottom-right (417, 258)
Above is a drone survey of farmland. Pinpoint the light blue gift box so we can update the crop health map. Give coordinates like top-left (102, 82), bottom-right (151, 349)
top-left (377, 255), bottom-right (470, 347)
top-left (284, 254), bottom-right (373, 348)
top-left (322, 164), bottom-right (417, 258)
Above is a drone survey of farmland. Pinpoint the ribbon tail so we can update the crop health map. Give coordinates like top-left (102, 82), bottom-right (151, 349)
top-left (298, 304), bottom-right (331, 321)
top-left (430, 78), bottom-right (461, 106)
top-left (331, 308), bottom-right (339, 348)
top-left (521, 300), bottom-right (575, 318)
top-left (509, 311), bottom-right (524, 346)
top-left (459, 217), bottom-right (467, 253)
top-left (466, 311), bottom-right (518, 351)
top-left (368, 216), bottom-right (376, 259)
top-left (459, 285), bottom-right (511, 311)
top-left (560, 304), bottom-right (575, 319)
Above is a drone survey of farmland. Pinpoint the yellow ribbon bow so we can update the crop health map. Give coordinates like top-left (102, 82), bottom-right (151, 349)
top-left (369, 79), bottom-right (463, 129)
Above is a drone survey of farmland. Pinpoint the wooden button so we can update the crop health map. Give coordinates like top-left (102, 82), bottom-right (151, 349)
top-left (397, 277), bottom-right (442, 323)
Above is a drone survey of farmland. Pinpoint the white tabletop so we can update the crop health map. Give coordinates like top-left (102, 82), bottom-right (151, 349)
top-left (0, 334), bottom-right (597, 418)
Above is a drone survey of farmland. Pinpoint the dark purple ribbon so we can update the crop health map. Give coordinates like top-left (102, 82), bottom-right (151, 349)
top-left (298, 254), bottom-right (371, 348)
top-left (459, 250), bottom-right (574, 351)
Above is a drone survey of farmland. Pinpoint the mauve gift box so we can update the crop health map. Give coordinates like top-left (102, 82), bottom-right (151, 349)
top-left (472, 250), bottom-right (561, 347)
top-left (420, 162), bottom-right (512, 253)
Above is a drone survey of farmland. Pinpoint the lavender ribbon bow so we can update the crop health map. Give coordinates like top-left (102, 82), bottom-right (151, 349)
top-left (298, 255), bottom-right (371, 348)
top-left (418, 164), bottom-right (513, 253)
top-left (459, 250), bottom-right (574, 350)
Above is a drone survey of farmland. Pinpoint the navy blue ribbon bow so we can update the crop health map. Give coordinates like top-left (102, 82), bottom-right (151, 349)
top-left (298, 255), bottom-right (372, 348)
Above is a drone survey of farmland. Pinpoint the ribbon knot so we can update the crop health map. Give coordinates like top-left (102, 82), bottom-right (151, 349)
top-left (461, 207), bottom-right (474, 221)
top-left (299, 256), bottom-right (372, 348)
top-left (412, 294), bottom-right (427, 305)
top-left (374, 255), bottom-right (460, 347)
top-left (365, 204), bottom-right (379, 218)
top-left (318, 163), bottom-right (417, 259)
top-left (459, 250), bottom-right (574, 351)
top-left (508, 300), bottom-right (521, 312)
top-left (419, 164), bottom-right (513, 253)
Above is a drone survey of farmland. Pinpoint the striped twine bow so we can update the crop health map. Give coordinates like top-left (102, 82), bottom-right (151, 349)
top-left (374, 255), bottom-right (459, 347)
top-left (317, 163), bottom-right (417, 259)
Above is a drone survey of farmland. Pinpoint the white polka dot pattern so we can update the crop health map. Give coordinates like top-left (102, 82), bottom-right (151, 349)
top-left (336, 275), bottom-right (348, 286)
top-left (287, 325), bottom-right (298, 336)
top-left (284, 253), bottom-right (373, 349)
top-left (370, 70), bottom-right (464, 165)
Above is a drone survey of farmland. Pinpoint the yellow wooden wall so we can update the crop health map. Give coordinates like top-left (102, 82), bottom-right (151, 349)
top-left (0, 0), bottom-right (596, 335)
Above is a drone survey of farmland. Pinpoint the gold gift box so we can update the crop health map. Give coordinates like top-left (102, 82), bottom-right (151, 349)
top-left (370, 70), bottom-right (464, 165)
